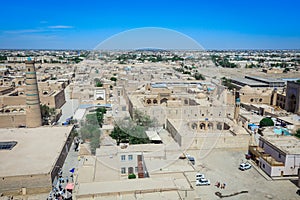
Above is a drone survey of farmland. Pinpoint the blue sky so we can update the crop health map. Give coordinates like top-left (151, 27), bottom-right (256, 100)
top-left (0, 0), bottom-right (299, 50)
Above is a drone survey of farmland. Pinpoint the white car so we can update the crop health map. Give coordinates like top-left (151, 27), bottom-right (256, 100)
top-left (239, 162), bottom-right (251, 171)
top-left (196, 173), bottom-right (205, 180)
top-left (196, 178), bottom-right (211, 186)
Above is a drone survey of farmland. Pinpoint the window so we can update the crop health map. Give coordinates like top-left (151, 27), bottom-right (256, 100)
top-left (128, 167), bottom-right (133, 174)
top-left (0, 141), bottom-right (17, 150)
top-left (128, 155), bottom-right (133, 161)
top-left (121, 155), bottom-right (126, 161)
top-left (135, 167), bottom-right (138, 173)
top-left (121, 167), bottom-right (126, 174)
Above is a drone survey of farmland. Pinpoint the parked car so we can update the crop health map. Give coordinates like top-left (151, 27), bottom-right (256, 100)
top-left (188, 156), bottom-right (195, 165)
top-left (185, 154), bottom-right (195, 165)
top-left (196, 173), bottom-right (205, 180)
top-left (196, 178), bottom-right (211, 186)
top-left (239, 162), bottom-right (252, 170)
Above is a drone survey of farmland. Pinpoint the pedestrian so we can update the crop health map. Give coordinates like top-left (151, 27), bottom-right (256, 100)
top-left (220, 183), bottom-right (224, 189)
top-left (66, 176), bottom-right (69, 183)
top-left (223, 183), bottom-right (226, 189)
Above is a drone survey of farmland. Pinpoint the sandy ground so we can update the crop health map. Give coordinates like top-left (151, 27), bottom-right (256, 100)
top-left (184, 148), bottom-right (299, 200)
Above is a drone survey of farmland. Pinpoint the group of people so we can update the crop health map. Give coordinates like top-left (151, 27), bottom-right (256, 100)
top-left (215, 181), bottom-right (226, 189)
top-left (47, 169), bottom-right (72, 200)
top-left (48, 188), bottom-right (67, 200)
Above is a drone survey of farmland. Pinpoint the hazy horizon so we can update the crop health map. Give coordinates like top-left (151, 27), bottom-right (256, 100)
top-left (1, 0), bottom-right (299, 50)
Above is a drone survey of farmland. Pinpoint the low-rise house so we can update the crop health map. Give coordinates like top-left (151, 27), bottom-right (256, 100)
top-left (251, 135), bottom-right (300, 177)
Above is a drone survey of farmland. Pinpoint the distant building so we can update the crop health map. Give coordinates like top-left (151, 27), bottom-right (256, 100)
top-left (238, 85), bottom-right (272, 105)
top-left (262, 68), bottom-right (284, 74)
top-left (285, 81), bottom-right (300, 114)
top-left (231, 76), bottom-right (285, 89)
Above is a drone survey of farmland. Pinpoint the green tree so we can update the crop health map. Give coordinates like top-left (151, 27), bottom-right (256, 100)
top-left (129, 125), bottom-right (149, 144)
top-left (40, 104), bottom-right (50, 119)
top-left (80, 124), bottom-right (98, 141)
top-left (221, 77), bottom-right (235, 90)
top-left (295, 129), bottom-right (300, 138)
top-left (90, 131), bottom-right (100, 154)
top-left (40, 104), bottom-right (56, 123)
top-left (96, 107), bottom-right (106, 127)
top-left (133, 109), bottom-right (157, 127)
top-left (259, 118), bottom-right (274, 127)
top-left (110, 77), bottom-right (117, 82)
top-left (95, 82), bottom-right (103, 87)
top-left (194, 73), bottom-right (205, 80)
top-left (94, 78), bottom-right (103, 87)
top-left (110, 126), bottom-right (129, 145)
top-left (80, 114), bottom-right (102, 155)
top-left (111, 114), bottom-right (152, 146)
top-left (86, 114), bottom-right (99, 125)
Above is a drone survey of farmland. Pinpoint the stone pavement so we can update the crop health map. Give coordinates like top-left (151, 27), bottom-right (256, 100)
top-left (48, 142), bottom-right (79, 199)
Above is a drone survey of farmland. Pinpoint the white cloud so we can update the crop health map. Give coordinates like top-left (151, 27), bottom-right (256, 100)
top-left (48, 25), bottom-right (73, 29)
top-left (2, 25), bottom-right (74, 35)
top-left (4, 29), bottom-right (45, 34)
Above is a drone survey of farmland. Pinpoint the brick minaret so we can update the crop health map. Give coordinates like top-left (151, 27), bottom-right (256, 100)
top-left (25, 58), bottom-right (42, 127)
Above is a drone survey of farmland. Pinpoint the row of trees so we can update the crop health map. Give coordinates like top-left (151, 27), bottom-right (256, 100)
top-left (116, 53), bottom-right (185, 63)
top-left (40, 104), bottom-right (56, 125)
top-left (221, 77), bottom-right (234, 90)
top-left (80, 107), bottom-right (107, 154)
top-left (211, 55), bottom-right (237, 68)
top-left (194, 73), bottom-right (205, 80)
top-left (110, 109), bottom-right (158, 145)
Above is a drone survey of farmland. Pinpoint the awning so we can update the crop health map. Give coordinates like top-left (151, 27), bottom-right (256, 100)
top-left (65, 183), bottom-right (74, 190)
top-left (145, 131), bottom-right (162, 142)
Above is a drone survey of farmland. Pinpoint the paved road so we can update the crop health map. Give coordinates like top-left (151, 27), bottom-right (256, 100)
top-left (58, 85), bottom-right (79, 124)
top-left (49, 142), bottom-right (79, 199)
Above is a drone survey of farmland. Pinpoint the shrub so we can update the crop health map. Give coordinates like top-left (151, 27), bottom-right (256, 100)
top-left (259, 118), bottom-right (274, 127)
top-left (128, 173), bottom-right (136, 179)
top-left (295, 129), bottom-right (300, 138)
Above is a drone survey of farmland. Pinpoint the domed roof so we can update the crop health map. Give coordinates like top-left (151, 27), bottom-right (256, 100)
top-left (196, 93), bottom-right (206, 99)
